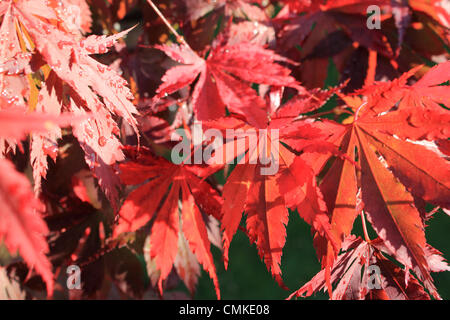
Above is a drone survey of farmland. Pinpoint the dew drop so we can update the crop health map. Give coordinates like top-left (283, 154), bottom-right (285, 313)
top-left (98, 136), bottom-right (107, 147)
top-left (98, 44), bottom-right (107, 53)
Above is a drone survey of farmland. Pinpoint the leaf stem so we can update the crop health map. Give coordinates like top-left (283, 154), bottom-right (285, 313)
top-left (146, 0), bottom-right (190, 48)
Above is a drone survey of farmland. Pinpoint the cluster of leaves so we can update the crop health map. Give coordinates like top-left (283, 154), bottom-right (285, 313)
top-left (0, 0), bottom-right (449, 300)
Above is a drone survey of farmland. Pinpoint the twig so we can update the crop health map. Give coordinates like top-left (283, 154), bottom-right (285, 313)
top-left (146, 0), bottom-right (190, 48)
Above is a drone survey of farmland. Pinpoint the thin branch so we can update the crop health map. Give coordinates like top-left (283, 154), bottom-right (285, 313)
top-left (146, 0), bottom-right (190, 48)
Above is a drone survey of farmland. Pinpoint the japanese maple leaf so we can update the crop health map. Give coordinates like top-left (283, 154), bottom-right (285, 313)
top-left (30, 84), bottom-right (65, 193)
top-left (289, 236), bottom-right (445, 300)
top-left (144, 219), bottom-right (221, 297)
top-left (155, 42), bottom-right (302, 127)
top-left (353, 62), bottom-right (450, 141)
top-left (0, 1), bottom-right (138, 203)
top-left (312, 62), bottom-right (450, 299)
top-left (0, 158), bottom-right (53, 296)
top-left (0, 91), bottom-right (89, 298)
top-left (174, 231), bottom-right (202, 295)
top-left (202, 90), bottom-right (341, 285)
top-left (113, 146), bottom-right (222, 298)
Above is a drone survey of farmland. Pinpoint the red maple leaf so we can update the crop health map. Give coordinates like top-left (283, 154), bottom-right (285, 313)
top-left (155, 42), bottom-right (302, 127)
top-left (312, 62), bottom-right (450, 299)
top-left (0, 158), bottom-right (54, 296)
top-left (202, 89), bottom-right (341, 286)
top-left (289, 236), bottom-right (448, 300)
top-left (113, 146), bottom-right (222, 298)
top-left (0, 1), bottom-right (138, 203)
